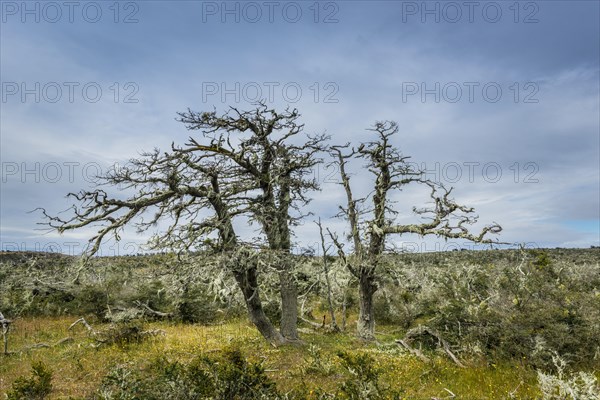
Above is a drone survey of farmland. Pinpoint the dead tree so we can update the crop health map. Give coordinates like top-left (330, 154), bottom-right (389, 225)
top-left (1, 311), bottom-right (11, 355)
top-left (330, 121), bottom-right (503, 340)
top-left (175, 104), bottom-right (327, 340)
top-left (39, 103), bottom-right (326, 346)
top-left (316, 218), bottom-right (340, 332)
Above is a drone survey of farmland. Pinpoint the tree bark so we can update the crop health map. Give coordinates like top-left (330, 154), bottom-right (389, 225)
top-left (357, 271), bottom-right (377, 340)
top-left (341, 290), bottom-right (348, 331)
top-left (233, 268), bottom-right (287, 346)
top-left (278, 270), bottom-right (299, 340)
top-left (323, 263), bottom-right (340, 332)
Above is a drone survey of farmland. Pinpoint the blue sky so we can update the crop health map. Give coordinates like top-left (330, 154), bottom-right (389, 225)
top-left (1, 0), bottom-right (599, 255)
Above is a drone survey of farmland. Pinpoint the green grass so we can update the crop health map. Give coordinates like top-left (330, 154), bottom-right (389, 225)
top-left (1, 317), bottom-right (545, 399)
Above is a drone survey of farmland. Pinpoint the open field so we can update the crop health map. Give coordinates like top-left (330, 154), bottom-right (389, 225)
top-left (1, 317), bottom-right (546, 399)
top-left (1, 248), bottom-right (599, 399)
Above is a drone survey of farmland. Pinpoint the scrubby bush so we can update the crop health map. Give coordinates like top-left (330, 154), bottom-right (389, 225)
top-left (207, 347), bottom-right (279, 399)
top-left (73, 285), bottom-right (108, 319)
top-left (27, 287), bottom-right (76, 316)
top-left (372, 287), bottom-right (415, 328)
top-left (2, 248), bottom-right (599, 373)
top-left (95, 348), bottom-right (408, 399)
top-left (97, 359), bottom-right (214, 400)
top-left (0, 252), bottom-right (232, 325)
top-left (6, 361), bottom-right (53, 400)
top-left (383, 249), bottom-right (600, 369)
top-left (177, 285), bottom-right (221, 324)
top-left (88, 321), bottom-right (156, 347)
top-left (300, 344), bottom-right (335, 375)
top-left (132, 281), bottom-right (172, 317)
top-left (336, 351), bottom-right (403, 399)
top-left (537, 352), bottom-right (600, 400)
top-left (95, 346), bottom-right (279, 400)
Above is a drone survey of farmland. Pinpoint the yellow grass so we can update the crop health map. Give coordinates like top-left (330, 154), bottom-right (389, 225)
top-left (0, 316), bottom-right (551, 399)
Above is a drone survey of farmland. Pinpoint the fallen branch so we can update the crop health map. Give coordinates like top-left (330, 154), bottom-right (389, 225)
top-left (397, 325), bottom-right (465, 368)
top-left (440, 343), bottom-right (465, 368)
top-left (26, 342), bottom-right (50, 350)
top-left (507, 381), bottom-right (524, 399)
top-left (141, 329), bottom-right (166, 337)
top-left (300, 316), bottom-right (323, 329)
top-left (300, 316), bottom-right (339, 333)
top-left (15, 337), bottom-right (75, 354)
top-left (69, 317), bottom-right (97, 336)
top-left (409, 326), bottom-right (465, 368)
top-left (395, 338), bottom-right (430, 363)
top-left (54, 337), bottom-right (75, 346)
top-left (431, 388), bottom-right (457, 400)
top-left (133, 300), bottom-right (173, 318)
top-left (70, 317), bottom-right (166, 348)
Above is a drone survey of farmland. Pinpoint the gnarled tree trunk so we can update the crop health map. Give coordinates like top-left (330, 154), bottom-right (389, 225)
top-left (278, 269), bottom-right (299, 340)
top-left (357, 271), bottom-right (377, 340)
top-left (233, 267), bottom-right (286, 346)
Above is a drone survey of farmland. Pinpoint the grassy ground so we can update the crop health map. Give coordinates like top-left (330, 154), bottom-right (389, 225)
top-left (1, 317), bottom-right (544, 399)
top-left (1, 248), bottom-right (598, 398)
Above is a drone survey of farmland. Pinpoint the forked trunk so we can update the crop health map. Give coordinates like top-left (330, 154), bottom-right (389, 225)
top-left (278, 270), bottom-right (299, 340)
top-left (233, 268), bottom-right (287, 346)
top-left (357, 272), bottom-right (377, 340)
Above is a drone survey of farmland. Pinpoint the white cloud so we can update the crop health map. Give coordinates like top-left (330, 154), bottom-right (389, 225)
top-left (1, 1), bottom-right (598, 253)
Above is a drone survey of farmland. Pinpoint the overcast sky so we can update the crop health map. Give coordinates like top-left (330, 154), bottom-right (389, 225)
top-left (1, 0), bottom-right (598, 255)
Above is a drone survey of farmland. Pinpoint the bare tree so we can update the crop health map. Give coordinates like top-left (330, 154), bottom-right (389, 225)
top-left (175, 104), bottom-right (327, 340)
top-left (39, 103), bottom-right (326, 345)
top-left (316, 218), bottom-right (340, 332)
top-left (329, 121), bottom-right (503, 340)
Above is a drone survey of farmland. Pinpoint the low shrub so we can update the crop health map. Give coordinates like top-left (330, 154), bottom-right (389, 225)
top-left (537, 352), bottom-right (600, 400)
top-left (6, 361), bottom-right (53, 400)
top-left (336, 351), bottom-right (403, 399)
top-left (98, 322), bottom-right (150, 347)
top-left (73, 285), bottom-right (108, 319)
top-left (95, 346), bottom-right (279, 400)
top-left (177, 285), bottom-right (221, 324)
top-left (385, 249), bottom-right (600, 369)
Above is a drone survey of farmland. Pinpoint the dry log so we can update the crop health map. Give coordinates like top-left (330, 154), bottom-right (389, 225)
top-left (300, 316), bottom-right (323, 329)
top-left (133, 300), bottom-right (173, 318)
top-left (395, 338), bottom-right (430, 363)
top-left (69, 317), bottom-right (97, 335)
top-left (397, 325), bottom-right (465, 368)
top-left (18, 337), bottom-right (74, 353)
